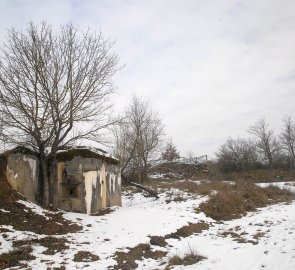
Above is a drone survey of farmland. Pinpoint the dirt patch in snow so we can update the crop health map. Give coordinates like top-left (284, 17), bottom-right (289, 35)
top-left (164, 222), bottom-right (209, 239)
top-left (149, 235), bottom-right (167, 247)
top-left (220, 231), bottom-right (258, 245)
top-left (112, 243), bottom-right (167, 270)
top-left (0, 170), bottom-right (81, 235)
top-left (166, 252), bottom-right (206, 269)
top-left (0, 246), bottom-right (35, 270)
top-left (13, 236), bottom-right (70, 255)
top-left (73, 251), bottom-right (100, 262)
top-left (90, 207), bottom-right (115, 216)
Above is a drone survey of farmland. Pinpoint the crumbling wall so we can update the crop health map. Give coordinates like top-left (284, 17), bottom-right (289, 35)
top-left (6, 153), bottom-right (38, 203)
top-left (56, 157), bottom-right (121, 214)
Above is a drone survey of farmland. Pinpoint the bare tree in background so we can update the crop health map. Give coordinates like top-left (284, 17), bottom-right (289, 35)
top-left (249, 119), bottom-right (278, 168)
top-left (186, 151), bottom-right (195, 163)
top-left (113, 95), bottom-right (164, 185)
top-left (280, 116), bottom-right (295, 168)
top-left (216, 137), bottom-right (258, 172)
top-left (0, 22), bottom-right (119, 206)
top-left (162, 141), bottom-right (180, 163)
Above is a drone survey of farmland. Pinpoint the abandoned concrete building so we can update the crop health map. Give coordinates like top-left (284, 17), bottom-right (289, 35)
top-left (0, 146), bottom-right (121, 214)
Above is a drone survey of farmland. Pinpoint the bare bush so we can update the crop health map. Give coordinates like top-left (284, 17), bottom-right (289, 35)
top-left (113, 95), bottom-right (164, 184)
top-left (162, 141), bottom-right (180, 162)
top-left (280, 116), bottom-right (295, 168)
top-left (249, 119), bottom-right (280, 168)
top-left (216, 137), bottom-right (258, 173)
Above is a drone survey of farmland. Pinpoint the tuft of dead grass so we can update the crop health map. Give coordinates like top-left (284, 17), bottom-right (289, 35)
top-left (166, 249), bottom-right (206, 269)
top-left (0, 246), bottom-right (35, 270)
top-left (149, 236), bottom-right (167, 247)
top-left (253, 232), bottom-right (266, 240)
top-left (13, 236), bottom-right (69, 255)
top-left (220, 231), bottom-right (257, 245)
top-left (199, 181), bottom-right (295, 221)
top-left (112, 243), bottom-right (167, 270)
top-left (90, 208), bottom-right (115, 216)
top-left (164, 222), bottom-right (209, 239)
top-left (73, 251), bottom-right (100, 262)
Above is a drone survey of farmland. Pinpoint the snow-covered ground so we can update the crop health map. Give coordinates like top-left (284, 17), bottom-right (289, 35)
top-left (0, 182), bottom-right (295, 270)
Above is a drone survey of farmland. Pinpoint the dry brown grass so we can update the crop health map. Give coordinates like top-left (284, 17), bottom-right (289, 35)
top-left (0, 246), bottom-right (35, 270)
top-left (112, 243), bottom-right (167, 270)
top-left (90, 207), bottom-right (115, 216)
top-left (211, 169), bottom-right (295, 182)
top-left (166, 249), bottom-right (206, 269)
top-left (149, 235), bottom-right (167, 247)
top-left (253, 232), bottom-right (266, 239)
top-left (145, 179), bottom-right (229, 196)
top-left (0, 169), bottom-right (81, 235)
top-left (220, 231), bottom-right (257, 244)
top-left (73, 251), bottom-right (100, 262)
top-left (199, 181), bottom-right (295, 220)
top-left (164, 222), bottom-right (209, 239)
top-left (13, 236), bottom-right (69, 255)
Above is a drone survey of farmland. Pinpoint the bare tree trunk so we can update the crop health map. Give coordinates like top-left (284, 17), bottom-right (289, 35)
top-left (121, 173), bottom-right (158, 199)
top-left (48, 158), bottom-right (57, 208)
top-left (37, 152), bottom-right (47, 206)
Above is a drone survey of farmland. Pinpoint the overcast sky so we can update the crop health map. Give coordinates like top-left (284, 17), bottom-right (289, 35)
top-left (0, 0), bottom-right (294, 158)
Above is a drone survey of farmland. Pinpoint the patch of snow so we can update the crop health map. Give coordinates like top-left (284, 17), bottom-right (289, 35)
top-left (257, 181), bottom-right (295, 193)
top-left (2, 180), bottom-right (295, 269)
top-left (17, 200), bottom-right (52, 219)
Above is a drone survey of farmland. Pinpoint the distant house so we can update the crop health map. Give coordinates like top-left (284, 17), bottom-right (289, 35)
top-left (0, 146), bottom-right (121, 214)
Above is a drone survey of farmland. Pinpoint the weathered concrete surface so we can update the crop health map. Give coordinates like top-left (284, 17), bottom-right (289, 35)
top-left (4, 153), bottom-right (121, 214)
top-left (57, 157), bottom-right (121, 214)
top-left (6, 153), bottom-right (39, 203)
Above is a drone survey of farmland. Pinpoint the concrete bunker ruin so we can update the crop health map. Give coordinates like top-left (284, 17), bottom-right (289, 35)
top-left (1, 146), bottom-right (121, 214)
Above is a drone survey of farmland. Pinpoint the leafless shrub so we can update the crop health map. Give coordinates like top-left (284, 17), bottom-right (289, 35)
top-left (249, 119), bottom-right (280, 168)
top-left (216, 137), bottom-right (258, 173)
top-left (113, 95), bottom-right (164, 184)
top-left (162, 141), bottom-right (180, 163)
top-left (280, 116), bottom-right (295, 168)
top-left (166, 247), bottom-right (206, 269)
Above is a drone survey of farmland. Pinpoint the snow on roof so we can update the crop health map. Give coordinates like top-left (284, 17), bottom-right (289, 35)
top-left (56, 146), bottom-right (119, 164)
top-left (0, 145), bottom-right (119, 164)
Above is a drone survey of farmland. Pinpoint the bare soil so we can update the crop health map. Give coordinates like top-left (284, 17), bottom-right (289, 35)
top-left (0, 167), bottom-right (81, 235)
top-left (112, 243), bottom-right (167, 270)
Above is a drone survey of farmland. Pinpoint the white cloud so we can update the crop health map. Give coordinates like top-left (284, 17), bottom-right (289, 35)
top-left (0, 0), bottom-right (294, 158)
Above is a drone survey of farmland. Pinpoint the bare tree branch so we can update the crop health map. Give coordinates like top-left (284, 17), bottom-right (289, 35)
top-left (0, 22), bottom-right (119, 206)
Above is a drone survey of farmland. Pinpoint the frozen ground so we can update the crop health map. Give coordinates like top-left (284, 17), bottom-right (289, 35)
top-left (0, 181), bottom-right (295, 269)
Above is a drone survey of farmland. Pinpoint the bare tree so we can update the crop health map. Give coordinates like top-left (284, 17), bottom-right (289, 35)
top-left (162, 141), bottom-right (180, 163)
top-left (280, 116), bottom-right (295, 168)
top-left (0, 22), bottom-right (119, 206)
top-left (248, 119), bottom-right (279, 168)
top-left (113, 95), bottom-right (164, 185)
top-left (216, 137), bottom-right (258, 172)
top-left (185, 151), bottom-right (195, 163)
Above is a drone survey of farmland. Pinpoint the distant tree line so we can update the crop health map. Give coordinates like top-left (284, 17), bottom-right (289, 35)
top-left (216, 117), bottom-right (295, 173)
